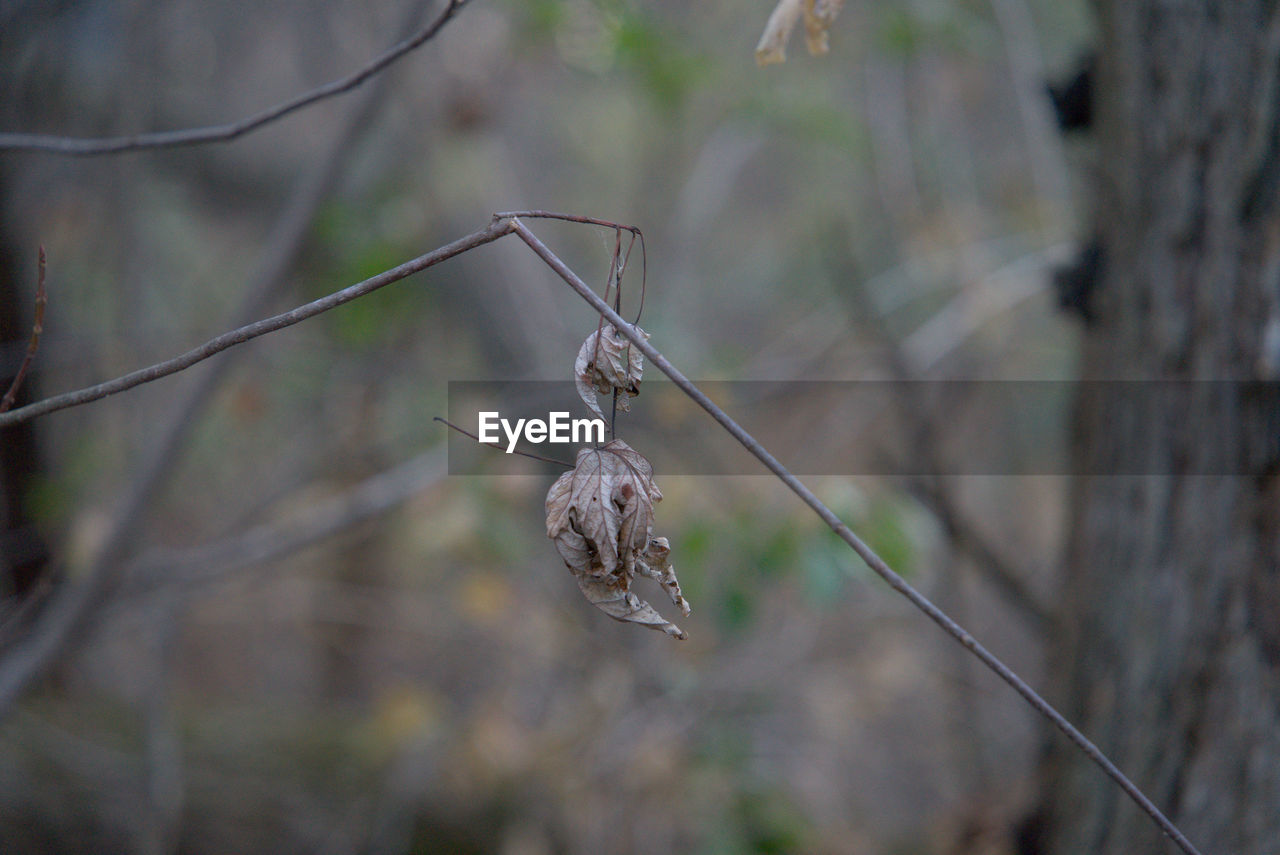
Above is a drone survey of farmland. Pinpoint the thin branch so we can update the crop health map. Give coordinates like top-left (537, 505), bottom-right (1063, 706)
top-left (492, 210), bottom-right (642, 235)
top-left (434, 417), bottom-right (573, 467)
top-left (493, 210), bottom-right (647, 322)
top-left (0, 221), bottom-right (513, 429)
top-left (123, 446), bottom-right (447, 602)
top-left (0, 0), bottom-right (470, 156)
top-left (507, 216), bottom-right (1204, 855)
top-left (0, 246), bottom-right (47, 414)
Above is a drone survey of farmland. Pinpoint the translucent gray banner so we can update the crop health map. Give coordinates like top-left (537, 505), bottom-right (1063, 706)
top-left (445, 381), bottom-right (1280, 476)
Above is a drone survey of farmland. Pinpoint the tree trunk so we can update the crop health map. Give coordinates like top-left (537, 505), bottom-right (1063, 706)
top-left (1030, 2), bottom-right (1280, 853)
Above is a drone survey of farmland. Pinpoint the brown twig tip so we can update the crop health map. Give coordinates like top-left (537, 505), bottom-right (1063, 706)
top-left (494, 211), bottom-right (647, 323)
top-left (434, 416), bottom-right (573, 468)
top-left (0, 246), bottom-right (49, 415)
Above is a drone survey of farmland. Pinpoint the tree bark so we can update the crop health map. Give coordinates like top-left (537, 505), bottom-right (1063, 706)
top-left (1030, 2), bottom-right (1280, 853)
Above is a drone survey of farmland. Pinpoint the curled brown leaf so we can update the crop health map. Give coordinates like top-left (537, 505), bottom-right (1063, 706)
top-left (803, 0), bottom-right (845, 56)
top-left (545, 440), bottom-right (689, 639)
top-left (575, 323), bottom-right (647, 421)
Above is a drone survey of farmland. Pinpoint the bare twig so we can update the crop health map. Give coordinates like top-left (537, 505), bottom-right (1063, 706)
top-left (0, 246), bottom-right (47, 414)
top-left (0, 0), bottom-right (470, 156)
top-left (507, 216), bottom-right (1204, 855)
top-left (0, 228), bottom-right (508, 713)
top-left (0, 222), bottom-right (512, 429)
top-left (493, 210), bottom-right (646, 322)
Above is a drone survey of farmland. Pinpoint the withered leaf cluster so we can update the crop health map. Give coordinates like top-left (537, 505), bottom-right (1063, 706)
top-left (755, 0), bottom-right (845, 66)
top-left (546, 440), bottom-right (690, 640)
top-left (574, 323), bottom-right (647, 421)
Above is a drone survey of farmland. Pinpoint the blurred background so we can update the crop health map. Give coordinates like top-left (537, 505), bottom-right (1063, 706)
top-left (0, 0), bottom-right (1093, 852)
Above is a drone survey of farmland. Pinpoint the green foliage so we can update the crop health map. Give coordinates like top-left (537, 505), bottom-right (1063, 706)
top-left (705, 510), bottom-right (812, 634)
top-left (689, 724), bottom-right (815, 854)
top-left (25, 433), bottom-right (106, 526)
top-left (676, 487), bottom-right (921, 633)
top-left (506, 0), bottom-right (710, 112)
top-left (676, 498), bottom-right (916, 636)
top-left (306, 199), bottom-right (430, 350)
top-left (862, 495), bottom-right (916, 578)
top-left (729, 789), bottom-right (813, 854)
top-left (516, 0), bottom-right (567, 39)
top-left (610, 8), bottom-right (712, 112)
top-left (734, 88), bottom-right (865, 152)
top-left (800, 532), bottom-right (852, 604)
top-left (697, 782), bottom-right (814, 855)
top-left (873, 0), bottom-right (995, 57)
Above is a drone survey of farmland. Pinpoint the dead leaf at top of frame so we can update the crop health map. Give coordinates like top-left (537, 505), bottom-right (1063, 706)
top-left (755, 0), bottom-right (845, 66)
top-left (574, 323), bottom-right (647, 422)
top-left (804, 0), bottom-right (845, 56)
top-left (545, 440), bottom-right (690, 639)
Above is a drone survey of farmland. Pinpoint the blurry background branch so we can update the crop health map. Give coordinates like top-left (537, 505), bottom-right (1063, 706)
top-left (0, 0), bottom-right (457, 718)
top-left (122, 446), bottom-right (446, 606)
top-left (0, 0), bottom-right (470, 156)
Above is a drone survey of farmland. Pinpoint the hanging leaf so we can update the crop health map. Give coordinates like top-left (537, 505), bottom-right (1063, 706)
top-left (803, 0), bottom-right (845, 56)
top-left (755, 0), bottom-right (844, 66)
top-left (546, 440), bottom-right (690, 639)
top-left (635, 536), bottom-right (691, 618)
top-left (574, 323), bottom-right (648, 421)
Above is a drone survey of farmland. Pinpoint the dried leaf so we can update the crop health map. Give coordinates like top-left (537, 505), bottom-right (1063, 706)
top-left (575, 323), bottom-right (648, 421)
top-left (803, 0), bottom-right (844, 56)
top-left (755, 0), bottom-right (803, 66)
top-left (636, 537), bottom-right (691, 618)
top-left (755, 0), bottom-right (843, 65)
top-left (574, 574), bottom-right (688, 640)
top-left (545, 440), bottom-right (689, 639)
